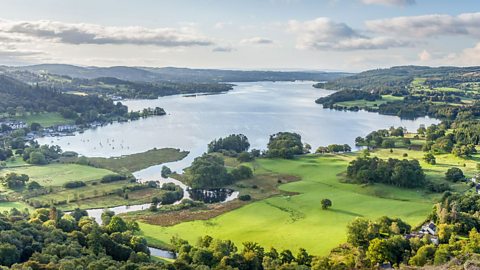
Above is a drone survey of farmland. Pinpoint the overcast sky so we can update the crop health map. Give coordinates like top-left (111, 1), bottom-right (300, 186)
top-left (0, 0), bottom-right (479, 71)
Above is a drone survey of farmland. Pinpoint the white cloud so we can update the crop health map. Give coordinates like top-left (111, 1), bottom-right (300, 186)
top-left (0, 18), bottom-right (214, 47)
top-left (418, 49), bottom-right (431, 61)
top-left (240, 37), bottom-right (274, 45)
top-left (214, 22), bottom-right (233, 29)
top-left (212, 46), bottom-right (235, 52)
top-left (288, 18), bottom-right (410, 50)
top-left (361, 0), bottom-right (415, 6)
top-left (447, 42), bottom-right (480, 66)
top-left (366, 12), bottom-right (480, 38)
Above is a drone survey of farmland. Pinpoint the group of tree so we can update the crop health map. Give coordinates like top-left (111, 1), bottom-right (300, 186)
top-left (20, 144), bottom-right (62, 165)
top-left (208, 134), bottom-right (250, 154)
top-left (422, 122), bottom-right (479, 158)
top-left (170, 235), bottom-right (315, 270)
top-left (0, 173), bottom-right (29, 188)
top-left (185, 154), bottom-right (253, 189)
top-left (315, 89), bottom-right (381, 108)
top-left (151, 183), bottom-right (184, 206)
top-left (0, 74), bottom-right (137, 126)
top-left (355, 127), bottom-right (407, 149)
top-left (0, 207), bottom-right (159, 269)
top-left (266, 132), bottom-right (304, 159)
top-left (346, 156), bottom-right (426, 188)
top-left (316, 144), bottom-right (351, 154)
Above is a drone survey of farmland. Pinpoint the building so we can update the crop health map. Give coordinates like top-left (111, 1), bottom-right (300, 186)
top-left (56, 125), bottom-right (76, 132)
top-left (1, 121), bottom-right (27, 130)
top-left (405, 221), bottom-right (439, 245)
top-left (420, 222), bottom-right (437, 236)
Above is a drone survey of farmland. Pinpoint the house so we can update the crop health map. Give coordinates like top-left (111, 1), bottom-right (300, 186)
top-left (420, 222), bottom-right (437, 236)
top-left (1, 121), bottom-right (27, 130)
top-left (405, 222), bottom-right (439, 246)
top-left (56, 125), bottom-right (76, 132)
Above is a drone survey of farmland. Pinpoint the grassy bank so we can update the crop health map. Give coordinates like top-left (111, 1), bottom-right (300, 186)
top-left (87, 148), bottom-right (189, 173)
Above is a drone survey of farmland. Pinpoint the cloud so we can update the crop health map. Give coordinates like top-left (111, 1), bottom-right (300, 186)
top-left (366, 12), bottom-right (480, 38)
top-left (446, 42), bottom-right (480, 66)
top-left (361, 0), bottom-right (415, 6)
top-left (212, 46), bottom-right (235, 52)
top-left (418, 49), bottom-right (431, 61)
top-left (0, 19), bottom-right (214, 47)
top-left (288, 18), bottom-right (410, 50)
top-left (240, 37), bottom-right (274, 45)
top-left (214, 22), bottom-right (232, 29)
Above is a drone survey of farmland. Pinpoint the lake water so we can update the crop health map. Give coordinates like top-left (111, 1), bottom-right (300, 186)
top-left (42, 81), bottom-right (439, 259)
top-left (38, 81), bottom-right (439, 172)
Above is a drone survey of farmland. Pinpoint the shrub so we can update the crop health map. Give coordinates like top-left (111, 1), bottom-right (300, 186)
top-left (230, 165), bottom-right (253, 181)
top-left (63, 181), bottom-right (86, 189)
top-left (239, 194), bottom-right (251, 201)
top-left (100, 174), bottom-right (126, 183)
top-left (445, 167), bottom-right (464, 182)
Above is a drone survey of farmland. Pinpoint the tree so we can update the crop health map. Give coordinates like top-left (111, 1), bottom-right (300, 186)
top-left (186, 154), bottom-right (230, 188)
top-left (266, 132), bottom-right (303, 159)
top-left (237, 151), bottom-right (253, 162)
top-left (346, 218), bottom-right (379, 248)
top-left (0, 173), bottom-right (29, 188)
top-left (208, 134), bottom-right (250, 153)
top-left (0, 243), bottom-right (20, 266)
top-left (28, 151), bottom-right (47, 165)
top-left (30, 122), bottom-right (42, 131)
top-left (423, 152), bottom-right (436, 165)
top-left (445, 167), bottom-right (464, 182)
top-left (161, 165), bottom-right (172, 178)
top-left (107, 216), bottom-right (128, 233)
top-left (321, 199), bottom-right (332, 210)
top-left (408, 244), bottom-right (436, 266)
top-left (101, 209), bottom-right (115, 226)
top-left (230, 165), bottom-right (253, 181)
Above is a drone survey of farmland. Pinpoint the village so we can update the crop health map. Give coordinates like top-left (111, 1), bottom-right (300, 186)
top-left (0, 119), bottom-right (104, 142)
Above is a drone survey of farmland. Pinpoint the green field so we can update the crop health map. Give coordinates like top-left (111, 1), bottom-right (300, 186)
top-left (336, 95), bottom-right (403, 108)
top-left (139, 154), bottom-right (438, 255)
top-left (0, 201), bottom-right (29, 212)
top-left (16, 112), bottom-right (74, 127)
top-left (88, 148), bottom-right (189, 173)
top-left (2, 163), bottom-right (114, 186)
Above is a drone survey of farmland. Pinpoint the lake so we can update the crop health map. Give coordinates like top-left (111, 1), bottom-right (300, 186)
top-left (37, 81), bottom-right (439, 173)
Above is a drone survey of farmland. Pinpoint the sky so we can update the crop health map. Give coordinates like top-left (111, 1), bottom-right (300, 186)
top-left (0, 0), bottom-right (479, 71)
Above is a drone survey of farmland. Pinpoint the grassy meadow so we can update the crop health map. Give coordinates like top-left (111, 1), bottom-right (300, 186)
top-left (87, 148), bottom-right (189, 173)
top-left (16, 112), bottom-right (74, 127)
top-left (2, 163), bottom-right (114, 186)
top-left (138, 150), bottom-right (461, 255)
top-left (336, 94), bottom-right (403, 109)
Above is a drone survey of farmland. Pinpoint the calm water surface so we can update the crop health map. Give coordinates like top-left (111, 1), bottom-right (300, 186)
top-left (38, 81), bottom-right (439, 173)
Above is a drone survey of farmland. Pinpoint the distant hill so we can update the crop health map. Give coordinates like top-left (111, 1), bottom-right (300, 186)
top-left (321, 65), bottom-right (480, 92)
top-left (9, 64), bottom-right (350, 83)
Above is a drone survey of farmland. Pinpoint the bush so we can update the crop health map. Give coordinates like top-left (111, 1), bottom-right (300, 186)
top-left (230, 165), bottom-right (253, 181)
top-left (28, 151), bottom-right (47, 165)
top-left (63, 181), bottom-right (86, 189)
top-left (100, 174), bottom-right (126, 183)
top-left (266, 132), bottom-right (303, 159)
top-left (239, 194), bottom-right (251, 201)
top-left (237, 152), bottom-right (253, 162)
top-left (445, 167), bottom-right (464, 182)
top-left (161, 166), bottom-right (172, 178)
